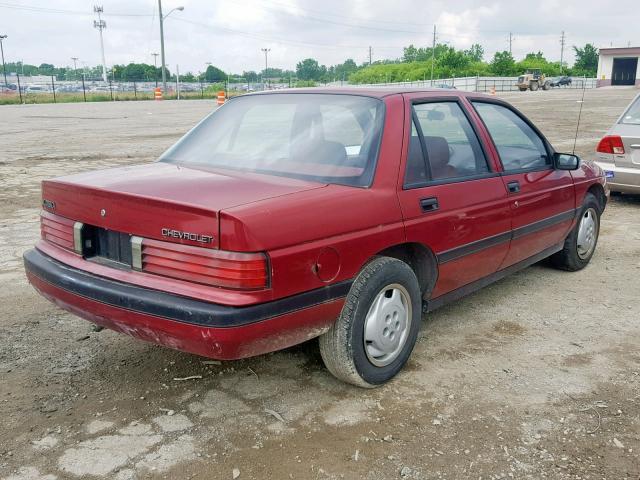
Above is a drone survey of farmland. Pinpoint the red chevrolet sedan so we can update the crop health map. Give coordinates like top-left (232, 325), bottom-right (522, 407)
top-left (24, 88), bottom-right (607, 387)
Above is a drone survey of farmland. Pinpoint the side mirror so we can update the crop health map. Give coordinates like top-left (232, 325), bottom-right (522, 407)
top-left (554, 152), bottom-right (580, 170)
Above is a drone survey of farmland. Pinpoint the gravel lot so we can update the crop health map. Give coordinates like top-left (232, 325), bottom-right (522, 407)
top-left (1, 88), bottom-right (639, 480)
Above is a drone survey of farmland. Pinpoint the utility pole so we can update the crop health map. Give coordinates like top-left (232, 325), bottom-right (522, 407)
top-left (369, 46), bottom-right (372, 65)
top-left (158, 0), bottom-right (184, 94)
top-left (509, 32), bottom-right (513, 55)
top-left (560, 31), bottom-right (566, 73)
top-left (158, 0), bottom-right (166, 92)
top-left (430, 25), bottom-right (437, 85)
top-left (71, 57), bottom-right (79, 81)
top-left (261, 48), bottom-right (270, 88)
top-left (0, 35), bottom-right (8, 88)
top-left (151, 52), bottom-right (159, 87)
top-left (93, 6), bottom-right (108, 83)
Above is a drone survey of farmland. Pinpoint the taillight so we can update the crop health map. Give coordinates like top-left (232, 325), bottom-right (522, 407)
top-left (596, 135), bottom-right (625, 155)
top-left (137, 238), bottom-right (268, 290)
top-left (40, 211), bottom-right (75, 251)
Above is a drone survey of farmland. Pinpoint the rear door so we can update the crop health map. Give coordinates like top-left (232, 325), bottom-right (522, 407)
top-left (470, 99), bottom-right (575, 268)
top-left (397, 94), bottom-right (511, 299)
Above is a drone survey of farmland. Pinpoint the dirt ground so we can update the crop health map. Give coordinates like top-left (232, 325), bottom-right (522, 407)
top-left (1, 88), bottom-right (639, 480)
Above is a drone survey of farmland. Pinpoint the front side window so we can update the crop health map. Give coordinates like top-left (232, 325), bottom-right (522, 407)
top-left (473, 102), bottom-right (550, 171)
top-left (410, 102), bottom-right (489, 182)
top-left (159, 93), bottom-right (385, 187)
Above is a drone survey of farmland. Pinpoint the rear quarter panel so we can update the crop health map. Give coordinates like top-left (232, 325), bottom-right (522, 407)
top-left (220, 94), bottom-right (407, 300)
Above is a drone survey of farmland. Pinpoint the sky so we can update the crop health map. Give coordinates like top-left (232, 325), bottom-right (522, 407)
top-left (0, 0), bottom-right (638, 74)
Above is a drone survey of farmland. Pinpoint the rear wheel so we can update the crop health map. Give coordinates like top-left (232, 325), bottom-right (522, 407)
top-left (542, 81), bottom-right (551, 90)
top-left (319, 257), bottom-right (421, 388)
top-left (530, 81), bottom-right (539, 91)
top-left (550, 193), bottom-right (601, 271)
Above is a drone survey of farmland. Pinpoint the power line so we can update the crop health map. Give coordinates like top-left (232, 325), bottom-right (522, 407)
top-left (237, 0), bottom-right (429, 35)
top-left (255, 0), bottom-right (434, 28)
top-left (171, 16), bottom-right (406, 50)
top-left (0, 2), bottom-right (152, 17)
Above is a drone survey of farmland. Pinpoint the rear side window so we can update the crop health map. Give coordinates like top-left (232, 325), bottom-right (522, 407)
top-left (473, 102), bottom-right (550, 171)
top-left (620, 95), bottom-right (640, 125)
top-left (405, 102), bottom-right (489, 185)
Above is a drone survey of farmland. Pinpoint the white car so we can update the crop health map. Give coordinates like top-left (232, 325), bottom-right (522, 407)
top-left (595, 93), bottom-right (640, 194)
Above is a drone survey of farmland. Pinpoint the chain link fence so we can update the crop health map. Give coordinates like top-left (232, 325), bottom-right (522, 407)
top-left (0, 75), bottom-right (279, 104)
top-left (348, 76), bottom-right (598, 92)
top-left (1, 74), bottom-right (599, 105)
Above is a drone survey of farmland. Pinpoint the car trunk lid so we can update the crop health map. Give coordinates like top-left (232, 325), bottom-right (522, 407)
top-left (42, 162), bottom-right (325, 250)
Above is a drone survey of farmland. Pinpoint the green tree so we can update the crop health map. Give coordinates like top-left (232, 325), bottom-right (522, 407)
top-left (438, 47), bottom-right (471, 72)
top-left (490, 51), bottom-right (517, 76)
top-left (243, 70), bottom-right (258, 82)
top-left (181, 72), bottom-right (196, 82)
top-left (334, 59), bottom-right (358, 81)
top-left (262, 67), bottom-right (284, 79)
top-left (204, 65), bottom-right (226, 82)
top-left (296, 58), bottom-right (322, 80)
top-left (464, 44), bottom-right (485, 62)
top-left (38, 63), bottom-right (55, 75)
top-left (573, 43), bottom-right (598, 76)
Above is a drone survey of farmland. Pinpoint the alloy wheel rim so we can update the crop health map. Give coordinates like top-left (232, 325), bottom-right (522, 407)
top-left (577, 208), bottom-right (598, 260)
top-left (363, 284), bottom-right (412, 367)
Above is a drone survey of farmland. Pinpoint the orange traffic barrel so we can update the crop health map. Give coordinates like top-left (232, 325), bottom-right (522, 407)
top-left (217, 91), bottom-right (226, 106)
top-left (154, 87), bottom-right (163, 100)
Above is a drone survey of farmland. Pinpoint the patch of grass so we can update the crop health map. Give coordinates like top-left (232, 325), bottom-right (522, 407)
top-left (0, 89), bottom-right (244, 105)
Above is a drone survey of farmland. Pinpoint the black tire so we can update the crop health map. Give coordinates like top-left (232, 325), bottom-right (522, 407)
top-left (530, 81), bottom-right (539, 91)
top-left (518, 87), bottom-right (527, 92)
top-left (319, 257), bottom-right (422, 388)
top-left (542, 81), bottom-right (551, 90)
top-left (550, 193), bottom-right (602, 271)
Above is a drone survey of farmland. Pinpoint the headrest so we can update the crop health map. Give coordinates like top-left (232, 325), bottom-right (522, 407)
top-left (292, 139), bottom-right (347, 165)
top-left (424, 136), bottom-right (450, 169)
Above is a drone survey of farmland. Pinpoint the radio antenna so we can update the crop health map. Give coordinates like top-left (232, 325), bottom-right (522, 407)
top-left (572, 78), bottom-right (587, 155)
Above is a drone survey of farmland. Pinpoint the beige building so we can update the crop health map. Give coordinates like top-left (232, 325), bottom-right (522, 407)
top-left (597, 47), bottom-right (640, 87)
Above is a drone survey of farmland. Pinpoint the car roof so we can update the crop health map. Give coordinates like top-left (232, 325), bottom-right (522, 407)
top-left (244, 87), bottom-right (494, 100)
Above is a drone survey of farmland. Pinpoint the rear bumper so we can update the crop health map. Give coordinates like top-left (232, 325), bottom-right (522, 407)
top-left (24, 248), bottom-right (347, 359)
top-left (594, 161), bottom-right (640, 193)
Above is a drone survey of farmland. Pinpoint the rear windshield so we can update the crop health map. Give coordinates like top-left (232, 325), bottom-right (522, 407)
top-left (620, 95), bottom-right (640, 125)
top-left (159, 93), bottom-right (385, 187)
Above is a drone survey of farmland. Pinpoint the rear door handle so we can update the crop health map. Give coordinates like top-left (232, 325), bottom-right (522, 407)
top-left (507, 181), bottom-right (521, 194)
top-left (420, 197), bottom-right (439, 212)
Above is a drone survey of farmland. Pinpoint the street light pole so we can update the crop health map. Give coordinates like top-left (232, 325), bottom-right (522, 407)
top-left (261, 48), bottom-right (270, 89)
top-left (0, 35), bottom-right (8, 88)
top-left (71, 57), bottom-right (79, 80)
top-left (158, 0), bottom-right (184, 93)
top-left (151, 52), bottom-right (159, 87)
top-left (93, 6), bottom-right (108, 83)
top-left (158, 0), bottom-right (166, 92)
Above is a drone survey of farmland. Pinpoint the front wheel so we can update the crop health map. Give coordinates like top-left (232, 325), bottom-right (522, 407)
top-left (319, 257), bottom-right (421, 388)
top-left (550, 193), bottom-right (602, 271)
top-left (530, 81), bottom-right (539, 91)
